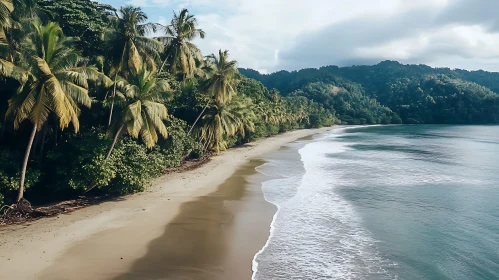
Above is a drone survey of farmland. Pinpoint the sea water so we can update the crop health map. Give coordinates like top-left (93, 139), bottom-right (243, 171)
top-left (253, 125), bottom-right (499, 280)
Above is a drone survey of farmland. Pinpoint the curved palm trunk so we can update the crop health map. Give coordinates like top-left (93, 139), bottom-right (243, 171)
top-left (188, 100), bottom-right (210, 136)
top-left (158, 50), bottom-right (176, 75)
top-left (18, 123), bottom-right (37, 202)
top-left (158, 56), bottom-right (169, 74)
top-left (202, 129), bottom-right (214, 153)
top-left (109, 44), bottom-right (127, 126)
top-left (38, 124), bottom-right (48, 161)
top-left (86, 124), bottom-right (125, 194)
top-left (108, 73), bottom-right (119, 126)
top-left (106, 124), bottom-right (125, 160)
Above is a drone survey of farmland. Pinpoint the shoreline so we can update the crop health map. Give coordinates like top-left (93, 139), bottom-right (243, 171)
top-left (0, 127), bottom-right (331, 280)
top-left (111, 159), bottom-right (274, 280)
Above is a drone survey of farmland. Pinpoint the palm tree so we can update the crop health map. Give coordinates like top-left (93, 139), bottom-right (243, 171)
top-left (106, 5), bottom-right (163, 125)
top-left (188, 49), bottom-right (238, 135)
top-left (203, 49), bottom-right (239, 104)
top-left (200, 96), bottom-right (255, 153)
top-left (254, 100), bottom-right (280, 125)
top-left (106, 64), bottom-right (170, 160)
top-left (2, 0), bottom-right (43, 45)
top-left (2, 21), bottom-right (108, 203)
top-left (0, 0), bottom-right (12, 51)
top-left (0, 0), bottom-right (12, 29)
top-left (156, 8), bottom-right (205, 77)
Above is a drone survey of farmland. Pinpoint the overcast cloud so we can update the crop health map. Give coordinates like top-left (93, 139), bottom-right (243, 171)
top-left (101, 0), bottom-right (499, 73)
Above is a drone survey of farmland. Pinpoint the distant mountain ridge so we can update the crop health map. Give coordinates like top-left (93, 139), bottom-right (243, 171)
top-left (239, 61), bottom-right (499, 124)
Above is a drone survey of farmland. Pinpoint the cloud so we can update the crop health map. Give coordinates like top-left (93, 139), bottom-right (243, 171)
top-left (278, 7), bottom-right (441, 69)
top-left (279, 0), bottom-right (499, 71)
top-left (106, 0), bottom-right (499, 72)
top-left (436, 0), bottom-right (499, 31)
top-left (187, 0), bottom-right (421, 72)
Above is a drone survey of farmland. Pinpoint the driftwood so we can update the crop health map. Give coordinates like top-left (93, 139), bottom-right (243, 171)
top-left (1, 198), bottom-right (36, 225)
top-left (1, 156), bottom-right (212, 226)
top-left (0, 196), bottom-right (111, 226)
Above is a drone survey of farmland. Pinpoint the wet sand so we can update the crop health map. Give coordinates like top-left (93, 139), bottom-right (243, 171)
top-left (113, 160), bottom-right (274, 280)
top-left (0, 127), bottom-right (331, 280)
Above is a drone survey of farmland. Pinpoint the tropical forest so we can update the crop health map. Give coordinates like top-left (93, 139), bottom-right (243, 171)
top-left (1, 0), bottom-right (498, 214)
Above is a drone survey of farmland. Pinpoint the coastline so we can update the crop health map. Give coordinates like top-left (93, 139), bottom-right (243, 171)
top-left (0, 127), bottom-right (331, 280)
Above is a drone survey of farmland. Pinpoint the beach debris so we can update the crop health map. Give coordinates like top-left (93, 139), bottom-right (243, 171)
top-left (0, 196), bottom-right (109, 225)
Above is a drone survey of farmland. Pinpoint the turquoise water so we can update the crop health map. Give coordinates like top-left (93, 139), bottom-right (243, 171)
top-left (253, 125), bottom-right (499, 280)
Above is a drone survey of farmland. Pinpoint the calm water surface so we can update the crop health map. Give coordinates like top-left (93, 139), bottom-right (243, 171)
top-left (253, 125), bottom-right (499, 280)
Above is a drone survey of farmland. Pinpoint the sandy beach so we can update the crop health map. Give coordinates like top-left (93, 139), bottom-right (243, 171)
top-left (0, 127), bottom-right (331, 280)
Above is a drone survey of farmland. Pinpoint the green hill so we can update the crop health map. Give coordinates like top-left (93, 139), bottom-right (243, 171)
top-left (239, 61), bottom-right (499, 124)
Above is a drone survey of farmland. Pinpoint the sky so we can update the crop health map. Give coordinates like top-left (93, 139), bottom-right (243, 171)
top-left (100, 0), bottom-right (499, 73)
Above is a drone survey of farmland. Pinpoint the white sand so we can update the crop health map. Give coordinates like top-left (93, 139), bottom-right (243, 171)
top-left (0, 127), bottom-right (331, 280)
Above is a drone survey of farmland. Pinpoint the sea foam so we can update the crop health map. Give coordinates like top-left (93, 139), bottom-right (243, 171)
top-left (252, 130), bottom-right (396, 280)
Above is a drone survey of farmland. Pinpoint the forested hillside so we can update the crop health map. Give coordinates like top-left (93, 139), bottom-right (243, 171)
top-left (2, 0), bottom-right (498, 214)
top-left (0, 0), bottom-right (335, 211)
top-left (240, 61), bottom-right (499, 124)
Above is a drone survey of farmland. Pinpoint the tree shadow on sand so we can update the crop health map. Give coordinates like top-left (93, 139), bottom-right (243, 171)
top-left (113, 160), bottom-right (265, 280)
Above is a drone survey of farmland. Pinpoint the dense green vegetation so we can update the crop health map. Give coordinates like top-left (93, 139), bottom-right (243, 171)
top-left (240, 60), bottom-right (499, 124)
top-left (0, 0), bottom-right (335, 208)
top-left (2, 1), bottom-right (498, 210)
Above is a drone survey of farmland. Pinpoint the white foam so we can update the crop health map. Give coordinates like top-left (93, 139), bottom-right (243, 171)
top-left (251, 180), bottom-right (282, 280)
top-left (252, 128), bottom-right (395, 279)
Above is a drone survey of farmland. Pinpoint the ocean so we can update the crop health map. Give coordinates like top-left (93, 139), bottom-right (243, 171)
top-left (252, 125), bottom-right (499, 280)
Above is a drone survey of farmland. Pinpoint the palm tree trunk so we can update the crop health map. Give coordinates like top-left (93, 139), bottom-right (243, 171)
top-left (106, 124), bottom-right (125, 160)
top-left (188, 100), bottom-right (210, 136)
top-left (32, 132), bottom-right (40, 158)
top-left (108, 73), bottom-right (119, 126)
top-left (108, 45), bottom-right (126, 126)
top-left (202, 130), bottom-right (213, 152)
top-left (38, 124), bottom-right (48, 164)
top-left (158, 52), bottom-right (173, 74)
top-left (18, 123), bottom-right (37, 202)
top-left (86, 124), bottom-right (125, 194)
top-left (158, 57), bottom-right (168, 74)
top-left (202, 140), bottom-right (209, 152)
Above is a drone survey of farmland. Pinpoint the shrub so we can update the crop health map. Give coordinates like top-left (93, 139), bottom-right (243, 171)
top-left (46, 128), bottom-right (117, 192)
top-left (159, 118), bottom-right (202, 166)
top-left (247, 123), bottom-right (267, 141)
top-left (0, 149), bottom-right (41, 205)
top-left (267, 124), bottom-right (280, 135)
top-left (380, 116), bottom-right (390, 124)
top-left (108, 139), bottom-right (166, 195)
top-left (45, 119), bottom-right (201, 197)
top-left (391, 114), bottom-right (403, 124)
top-left (226, 135), bottom-right (239, 148)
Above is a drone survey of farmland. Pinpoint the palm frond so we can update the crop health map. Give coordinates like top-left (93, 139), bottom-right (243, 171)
top-left (125, 100), bottom-right (143, 138)
top-left (140, 113), bottom-right (158, 148)
top-left (43, 75), bottom-right (72, 129)
top-left (0, 57), bottom-right (28, 82)
top-left (0, 0), bottom-right (13, 28)
top-left (159, 8), bottom-right (205, 77)
top-left (7, 83), bottom-right (37, 129)
top-left (108, 62), bottom-right (170, 148)
top-left (34, 56), bottom-right (52, 75)
top-left (4, 21), bottom-right (100, 134)
top-left (126, 40), bottom-right (142, 73)
top-left (60, 81), bottom-right (92, 108)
